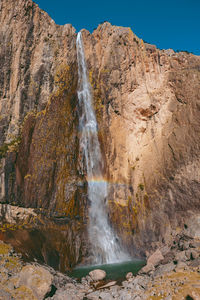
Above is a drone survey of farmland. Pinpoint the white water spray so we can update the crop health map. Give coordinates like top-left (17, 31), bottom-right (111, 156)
top-left (76, 32), bottom-right (130, 264)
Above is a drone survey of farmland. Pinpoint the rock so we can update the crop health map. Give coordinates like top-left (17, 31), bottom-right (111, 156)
top-left (189, 240), bottom-right (200, 249)
top-left (17, 264), bottom-right (53, 300)
top-left (178, 240), bottom-right (190, 251)
top-left (97, 281), bottom-right (117, 290)
top-left (12, 285), bottom-right (37, 300)
top-left (161, 251), bottom-right (175, 265)
top-left (86, 291), bottom-right (101, 300)
top-left (85, 275), bottom-right (93, 284)
top-left (153, 262), bottom-right (175, 276)
top-left (189, 258), bottom-right (200, 267)
top-left (65, 283), bottom-right (76, 289)
top-left (126, 272), bottom-right (133, 280)
top-left (50, 290), bottom-right (79, 300)
top-left (185, 249), bottom-right (199, 260)
top-left (0, 289), bottom-right (13, 300)
top-left (139, 263), bottom-right (155, 274)
top-left (175, 251), bottom-right (187, 262)
top-left (147, 249), bottom-right (164, 267)
top-left (99, 291), bottom-right (114, 299)
top-left (53, 272), bottom-right (73, 289)
top-left (175, 261), bottom-right (188, 270)
top-left (160, 246), bottom-right (171, 256)
top-left (1, 0), bottom-right (200, 275)
top-left (89, 269), bottom-right (106, 281)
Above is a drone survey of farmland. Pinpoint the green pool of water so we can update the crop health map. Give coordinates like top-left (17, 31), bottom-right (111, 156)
top-left (70, 259), bottom-right (146, 281)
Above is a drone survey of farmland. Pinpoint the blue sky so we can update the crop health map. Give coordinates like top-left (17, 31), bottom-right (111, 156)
top-left (34, 0), bottom-right (200, 55)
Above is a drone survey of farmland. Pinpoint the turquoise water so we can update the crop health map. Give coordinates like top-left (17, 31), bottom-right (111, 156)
top-left (70, 259), bottom-right (145, 281)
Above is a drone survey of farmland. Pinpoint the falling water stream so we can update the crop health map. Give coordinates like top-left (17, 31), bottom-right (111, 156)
top-left (76, 32), bottom-right (130, 264)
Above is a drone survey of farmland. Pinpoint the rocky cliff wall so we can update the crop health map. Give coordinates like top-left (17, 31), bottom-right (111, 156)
top-left (82, 24), bottom-right (200, 255)
top-left (0, 0), bottom-right (87, 270)
top-left (0, 0), bottom-right (200, 269)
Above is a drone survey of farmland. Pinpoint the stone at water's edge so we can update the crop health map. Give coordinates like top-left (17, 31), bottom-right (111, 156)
top-left (89, 269), bottom-right (107, 281)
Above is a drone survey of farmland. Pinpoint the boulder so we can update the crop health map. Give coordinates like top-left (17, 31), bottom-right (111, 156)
top-left (139, 263), bottom-right (155, 274)
top-left (126, 272), bottom-right (133, 280)
top-left (175, 251), bottom-right (187, 262)
top-left (161, 251), bottom-right (175, 265)
top-left (89, 269), bottom-right (106, 281)
top-left (147, 249), bottom-right (164, 267)
top-left (17, 264), bottom-right (53, 300)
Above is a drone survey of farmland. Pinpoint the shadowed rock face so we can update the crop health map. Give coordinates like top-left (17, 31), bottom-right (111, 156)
top-left (0, 0), bottom-right (200, 270)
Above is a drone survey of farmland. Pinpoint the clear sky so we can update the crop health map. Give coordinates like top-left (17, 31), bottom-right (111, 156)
top-left (34, 0), bottom-right (200, 55)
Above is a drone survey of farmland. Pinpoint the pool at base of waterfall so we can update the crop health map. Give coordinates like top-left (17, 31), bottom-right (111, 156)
top-left (70, 259), bottom-right (146, 281)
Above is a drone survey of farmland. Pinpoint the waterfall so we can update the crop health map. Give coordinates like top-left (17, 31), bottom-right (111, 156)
top-left (76, 32), bottom-right (130, 264)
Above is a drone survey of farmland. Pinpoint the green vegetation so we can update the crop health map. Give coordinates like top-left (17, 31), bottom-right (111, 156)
top-left (138, 183), bottom-right (144, 191)
top-left (0, 136), bottom-right (21, 159)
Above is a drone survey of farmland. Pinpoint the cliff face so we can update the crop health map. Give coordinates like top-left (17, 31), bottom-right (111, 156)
top-left (0, 0), bottom-right (87, 271)
top-left (82, 24), bottom-right (200, 255)
top-left (0, 0), bottom-right (200, 269)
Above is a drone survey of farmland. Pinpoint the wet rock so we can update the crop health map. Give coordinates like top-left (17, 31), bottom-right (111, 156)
top-left (89, 269), bottom-right (106, 281)
top-left (17, 264), bottom-right (53, 300)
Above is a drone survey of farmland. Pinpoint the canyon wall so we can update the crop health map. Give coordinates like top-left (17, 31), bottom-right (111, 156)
top-left (82, 24), bottom-right (200, 255)
top-left (0, 0), bottom-right (200, 269)
top-left (0, 0), bottom-right (87, 271)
